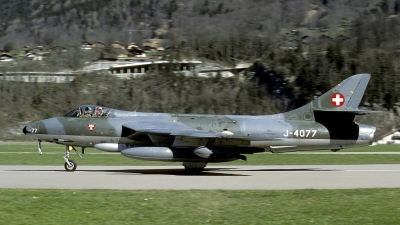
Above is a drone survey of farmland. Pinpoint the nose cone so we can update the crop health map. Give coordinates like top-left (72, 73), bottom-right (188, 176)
top-left (23, 125), bottom-right (33, 135)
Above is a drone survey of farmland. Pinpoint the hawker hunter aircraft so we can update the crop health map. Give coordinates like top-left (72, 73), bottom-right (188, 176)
top-left (23, 74), bottom-right (377, 173)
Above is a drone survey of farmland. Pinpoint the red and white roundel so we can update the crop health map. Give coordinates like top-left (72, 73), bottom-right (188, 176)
top-left (331, 93), bottom-right (345, 107)
top-left (87, 124), bottom-right (96, 132)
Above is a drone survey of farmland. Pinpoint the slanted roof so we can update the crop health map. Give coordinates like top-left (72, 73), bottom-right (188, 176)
top-left (92, 41), bottom-right (105, 47)
top-left (111, 41), bottom-right (125, 50)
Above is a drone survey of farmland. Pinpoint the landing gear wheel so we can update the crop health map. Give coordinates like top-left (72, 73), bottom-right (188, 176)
top-left (182, 162), bottom-right (207, 174)
top-left (64, 159), bottom-right (77, 172)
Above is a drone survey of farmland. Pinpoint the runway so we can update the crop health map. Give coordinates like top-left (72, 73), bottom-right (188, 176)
top-left (0, 165), bottom-right (400, 190)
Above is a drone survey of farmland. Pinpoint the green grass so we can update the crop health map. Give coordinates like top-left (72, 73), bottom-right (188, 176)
top-left (0, 142), bottom-right (400, 166)
top-left (1, 189), bottom-right (399, 224)
top-left (1, 143), bottom-right (399, 224)
top-left (342, 144), bottom-right (400, 152)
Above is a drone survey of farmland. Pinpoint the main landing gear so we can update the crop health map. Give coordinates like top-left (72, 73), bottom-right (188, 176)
top-left (183, 162), bottom-right (207, 174)
top-left (63, 145), bottom-right (83, 172)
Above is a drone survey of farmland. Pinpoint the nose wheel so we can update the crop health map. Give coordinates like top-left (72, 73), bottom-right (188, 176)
top-left (64, 160), bottom-right (77, 171)
top-left (63, 145), bottom-right (82, 172)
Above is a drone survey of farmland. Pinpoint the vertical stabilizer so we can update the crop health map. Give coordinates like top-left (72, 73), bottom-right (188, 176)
top-left (283, 74), bottom-right (373, 121)
top-left (311, 73), bottom-right (370, 110)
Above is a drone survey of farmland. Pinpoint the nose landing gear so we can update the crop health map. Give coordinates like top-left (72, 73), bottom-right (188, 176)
top-left (64, 159), bottom-right (77, 171)
top-left (36, 141), bottom-right (83, 172)
top-left (63, 145), bottom-right (83, 172)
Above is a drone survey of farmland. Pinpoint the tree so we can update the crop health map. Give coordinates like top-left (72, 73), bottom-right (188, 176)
top-left (380, 0), bottom-right (389, 15)
top-left (395, 0), bottom-right (400, 14)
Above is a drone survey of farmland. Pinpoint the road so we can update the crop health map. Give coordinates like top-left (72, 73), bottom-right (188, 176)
top-left (1, 165), bottom-right (400, 190)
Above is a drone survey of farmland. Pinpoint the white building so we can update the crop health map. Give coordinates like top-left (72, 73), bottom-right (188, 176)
top-left (376, 130), bottom-right (400, 144)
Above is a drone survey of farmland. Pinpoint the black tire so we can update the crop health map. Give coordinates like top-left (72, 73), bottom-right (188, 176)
top-left (184, 167), bottom-right (204, 175)
top-left (64, 160), bottom-right (77, 172)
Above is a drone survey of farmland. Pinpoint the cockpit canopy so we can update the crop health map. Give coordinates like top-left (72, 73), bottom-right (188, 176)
top-left (64, 105), bottom-right (112, 118)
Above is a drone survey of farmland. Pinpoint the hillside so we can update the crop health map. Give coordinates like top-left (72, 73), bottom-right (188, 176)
top-left (0, 0), bottom-right (394, 48)
top-left (2, 0), bottom-right (400, 141)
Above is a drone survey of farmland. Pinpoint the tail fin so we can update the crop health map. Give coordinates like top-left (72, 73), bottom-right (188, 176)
top-left (284, 74), bottom-right (375, 121)
top-left (311, 73), bottom-right (371, 112)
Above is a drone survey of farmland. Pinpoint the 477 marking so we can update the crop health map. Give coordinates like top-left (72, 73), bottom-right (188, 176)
top-left (283, 129), bottom-right (316, 137)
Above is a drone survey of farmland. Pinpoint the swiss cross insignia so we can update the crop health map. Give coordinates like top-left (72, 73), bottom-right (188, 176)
top-left (330, 93), bottom-right (345, 107)
top-left (87, 124), bottom-right (96, 131)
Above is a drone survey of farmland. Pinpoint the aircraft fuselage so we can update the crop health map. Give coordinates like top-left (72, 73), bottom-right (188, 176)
top-left (24, 112), bottom-right (374, 152)
top-left (22, 74), bottom-right (378, 172)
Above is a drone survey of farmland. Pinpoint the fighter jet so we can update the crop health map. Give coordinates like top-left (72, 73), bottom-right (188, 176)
top-left (23, 74), bottom-right (377, 173)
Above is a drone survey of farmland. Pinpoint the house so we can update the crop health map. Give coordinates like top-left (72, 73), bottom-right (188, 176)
top-left (127, 43), bottom-right (139, 50)
top-left (109, 60), bottom-right (202, 76)
top-left (127, 43), bottom-right (145, 56)
top-left (376, 129), bottom-right (400, 144)
top-left (27, 46), bottom-right (47, 55)
top-left (26, 52), bottom-right (43, 61)
top-left (111, 41), bottom-right (125, 50)
top-left (117, 53), bottom-right (129, 58)
top-left (0, 53), bottom-right (14, 62)
top-left (81, 42), bottom-right (92, 50)
top-left (143, 45), bottom-right (157, 51)
top-left (24, 46), bottom-right (48, 60)
top-left (92, 41), bottom-right (105, 48)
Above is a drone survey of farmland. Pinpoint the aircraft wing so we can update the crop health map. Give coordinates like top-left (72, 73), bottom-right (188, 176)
top-left (171, 131), bottom-right (269, 141)
top-left (122, 122), bottom-right (270, 145)
top-left (122, 121), bottom-right (211, 136)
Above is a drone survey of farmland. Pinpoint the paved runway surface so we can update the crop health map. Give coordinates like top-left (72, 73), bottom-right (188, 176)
top-left (1, 165), bottom-right (400, 190)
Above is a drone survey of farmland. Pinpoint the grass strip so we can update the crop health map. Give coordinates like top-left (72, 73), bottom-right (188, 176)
top-left (1, 189), bottom-right (399, 224)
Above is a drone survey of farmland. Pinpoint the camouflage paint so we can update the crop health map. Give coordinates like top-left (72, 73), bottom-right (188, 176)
top-left (23, 74), bottom-right (377, 169)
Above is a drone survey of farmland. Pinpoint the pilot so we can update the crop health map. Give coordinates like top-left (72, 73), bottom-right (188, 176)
top-left (95, 107), bottom-right (103, 117)
top-left (84, 106), bottom-right (92, 116)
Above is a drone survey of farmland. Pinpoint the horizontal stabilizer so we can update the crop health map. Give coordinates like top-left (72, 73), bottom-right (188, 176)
top-left (313, 108), bottom-right (381, 115)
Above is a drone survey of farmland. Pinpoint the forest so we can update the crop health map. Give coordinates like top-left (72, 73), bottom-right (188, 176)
top-left (1, 0), bottom-right (400, 140)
